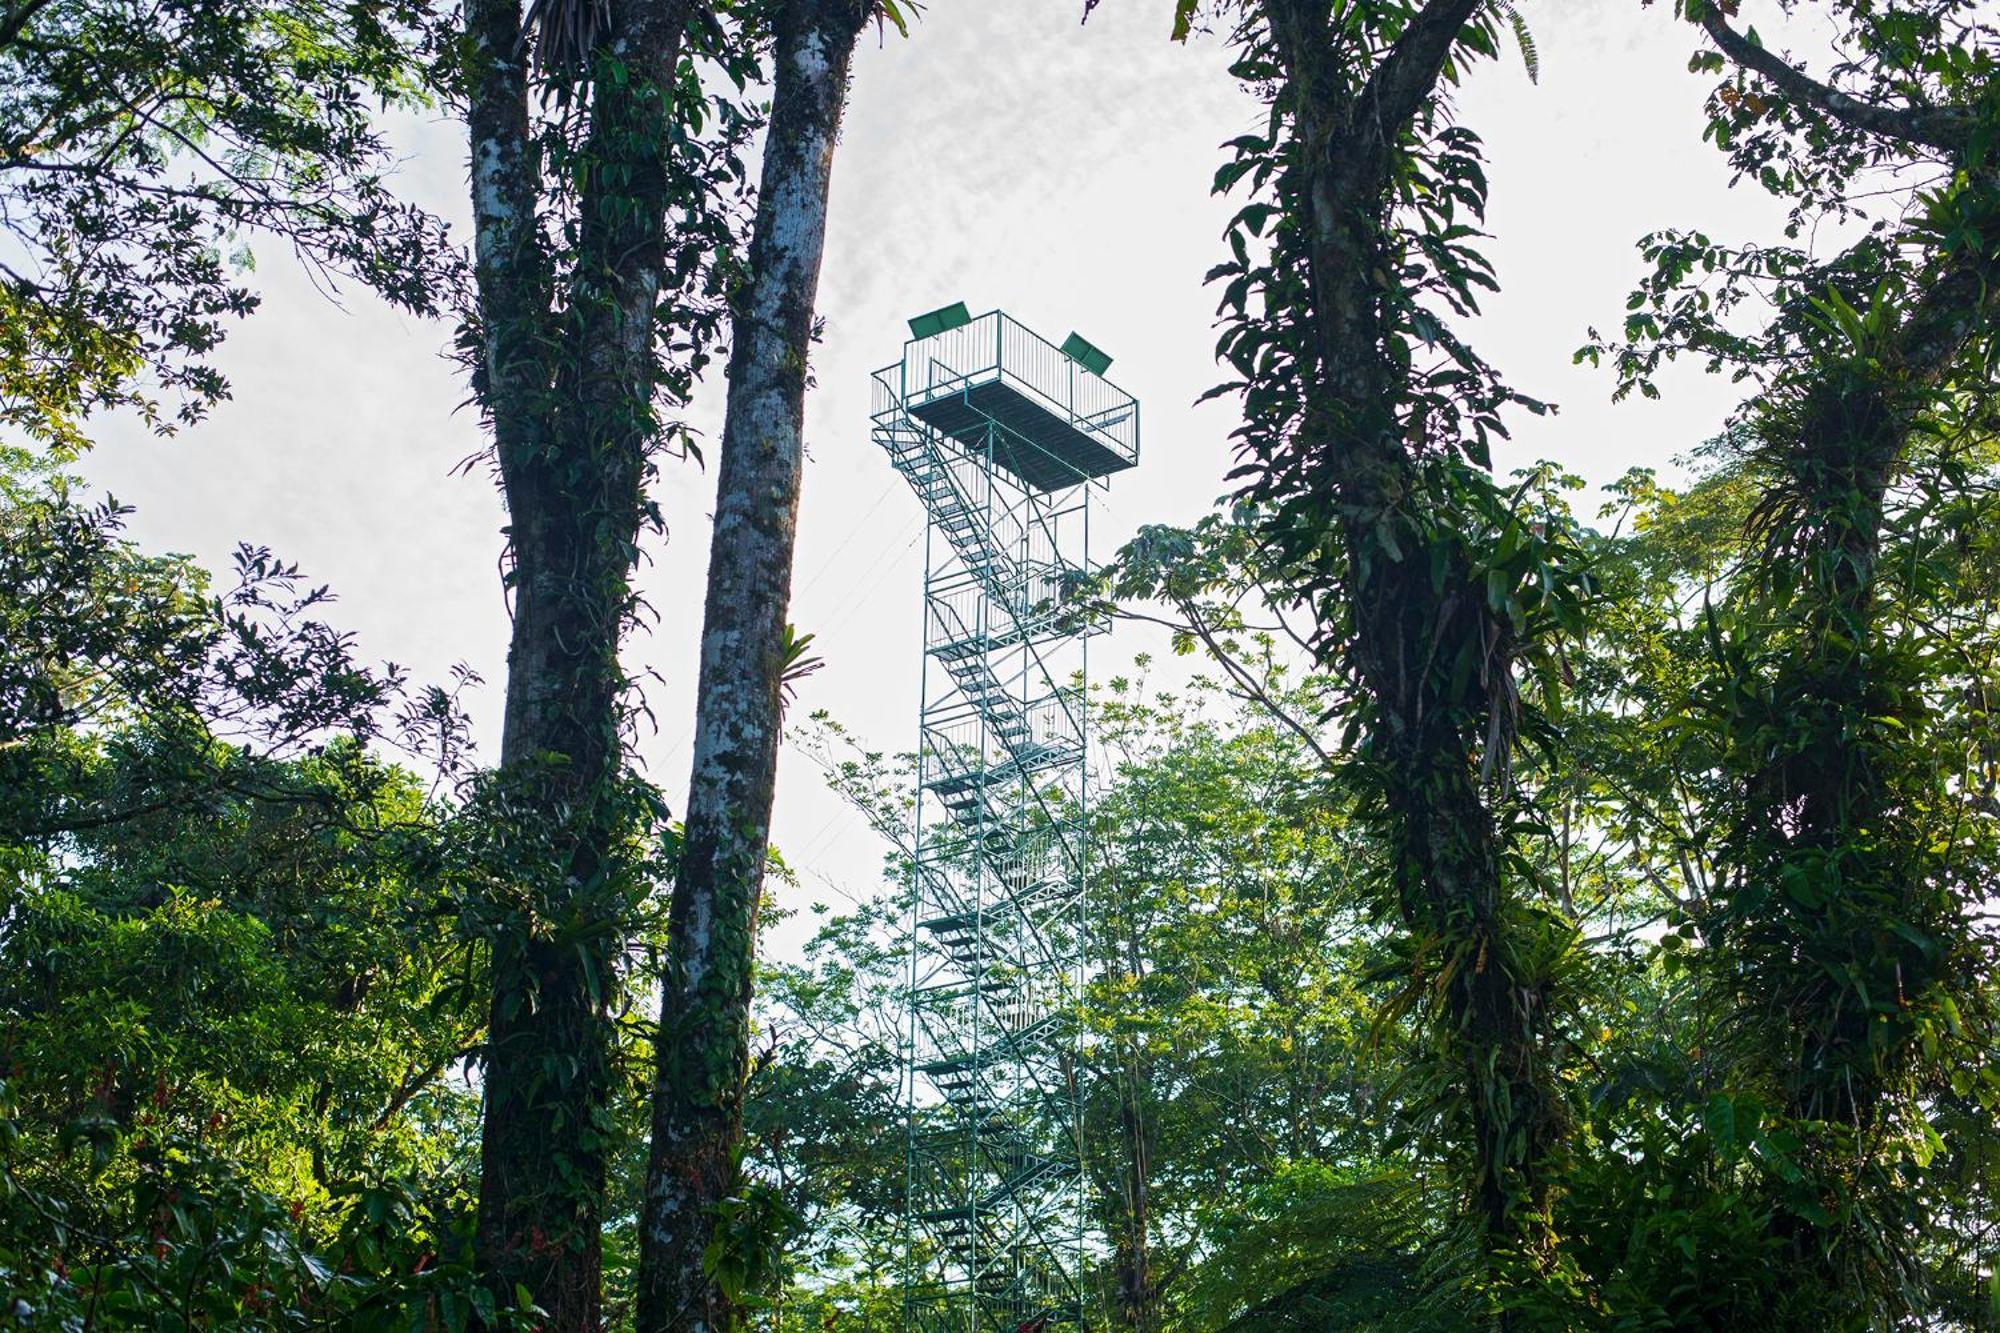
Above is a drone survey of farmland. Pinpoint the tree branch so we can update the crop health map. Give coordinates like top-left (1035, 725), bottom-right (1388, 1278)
top-left (1358, 0), bottom-right (1486, 156)
top-left (1700, 10), bottom-right (1971, 153)
top-left (1895, 254), bottom-right (2000, 380)
top-left (1115, 603), bottom-right (1338, 771)
top-left (0, 0), bottom-right (56, 54)
top-left (369, 1038), bottom-right (482, 1131)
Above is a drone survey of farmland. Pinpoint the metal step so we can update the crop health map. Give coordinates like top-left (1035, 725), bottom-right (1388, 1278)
top-left (922, 738), bottom-right (1082, 799)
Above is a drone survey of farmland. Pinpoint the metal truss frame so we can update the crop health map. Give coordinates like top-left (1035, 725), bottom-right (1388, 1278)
top-left (873, 311), bottom-right (1139, 1332)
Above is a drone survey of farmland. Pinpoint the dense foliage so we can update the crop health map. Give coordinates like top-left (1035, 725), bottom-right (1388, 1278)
top-left (0, 452), bottom-right (501, 1327)
top-left (0, 0), bottom-right (457, 450)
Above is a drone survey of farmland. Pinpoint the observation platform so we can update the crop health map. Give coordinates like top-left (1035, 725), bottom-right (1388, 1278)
top-left (877, 306), bottom-right (1139, 492)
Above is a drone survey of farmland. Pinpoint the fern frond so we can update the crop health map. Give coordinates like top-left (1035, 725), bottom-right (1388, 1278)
top-left (1495, 0), bottom-right (1540, 84)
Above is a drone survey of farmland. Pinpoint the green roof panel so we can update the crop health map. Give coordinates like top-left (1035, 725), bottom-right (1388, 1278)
top-left (1060, 331), bottom-right (1112, 376)
top-left (907, 301), bottom-right (972, 341)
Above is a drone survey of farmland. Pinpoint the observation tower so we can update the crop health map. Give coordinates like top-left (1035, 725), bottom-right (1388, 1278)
top-left (874, 304), bottom-right (1140, 1330)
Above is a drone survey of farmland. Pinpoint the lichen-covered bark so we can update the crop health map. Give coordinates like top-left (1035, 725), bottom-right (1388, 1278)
top-left (463, 0), bottom-right (692, 1323)
top-left (635, 3), bottom-right (868, 1328)
top-left (1255, 0), bottom-right (1560, 1249)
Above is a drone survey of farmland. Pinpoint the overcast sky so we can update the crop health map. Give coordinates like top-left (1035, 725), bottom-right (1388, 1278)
top-left (75, 0), bottom-right (1801, 952)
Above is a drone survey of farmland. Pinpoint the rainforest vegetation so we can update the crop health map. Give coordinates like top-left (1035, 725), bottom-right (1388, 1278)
top-left (6, 0), bottom-right (2000, 1328)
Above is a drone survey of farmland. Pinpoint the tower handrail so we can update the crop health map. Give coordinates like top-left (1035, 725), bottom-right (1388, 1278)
top-left (895, 310), bottom-right (1139, 467)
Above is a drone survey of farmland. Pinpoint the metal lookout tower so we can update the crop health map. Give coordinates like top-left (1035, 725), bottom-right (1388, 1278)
top-left (874, 304), bottom-right (1140, 1330)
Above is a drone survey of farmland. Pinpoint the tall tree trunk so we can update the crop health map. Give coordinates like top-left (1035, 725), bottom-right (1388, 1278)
top-left (1689, 14), bottom-right (1996, 1290)
top-left (463, 0), bottom-right (693, 1322)
top-left (1250, 0), bottom-right (1562, 1254)
top-left (1748, 249), bottom-right (1999, 1127)
top-left (1718, 230), bottom-right (1999, 1318)
top-left (1112, 1053), bottom-right (1157, 1333)
top-left (636, 3), bottom-right (868, 1327)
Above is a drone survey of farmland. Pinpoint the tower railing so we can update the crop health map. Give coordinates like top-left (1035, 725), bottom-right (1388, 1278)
top-left (883, 310), bottom-right (1140, 471)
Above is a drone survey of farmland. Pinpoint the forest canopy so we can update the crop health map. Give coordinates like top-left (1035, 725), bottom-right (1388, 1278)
top-left (6, 0), bottom-right (2000, 1331)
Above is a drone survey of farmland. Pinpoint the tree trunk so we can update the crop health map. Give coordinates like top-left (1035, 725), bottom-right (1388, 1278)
top-left (1708, 244), bottom-right (2000, 1319)
top-left (1689, 4), bottom-right (1993, 1153)
top-left (1740, 253), bottom-right (1999, 1128)
top-left (1253, 0), bottom-right (1561, 1253)
top-left (1673, 22), bottom-right (1997, 1305)
top-left (636, 4), bottom-right (867, 1328)
top-left (463, 0), bottom-right (693, 1322)
top-left (1112, 1055), bottom-right (1158, 1333)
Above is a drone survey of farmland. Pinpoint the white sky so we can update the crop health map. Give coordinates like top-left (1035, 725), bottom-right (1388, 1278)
top-left (75, 0), bottom-right (1798, 954)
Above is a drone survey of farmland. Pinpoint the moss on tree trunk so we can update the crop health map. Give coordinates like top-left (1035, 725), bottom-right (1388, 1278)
top-left (635, 4), bottom-right (870, 1328)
